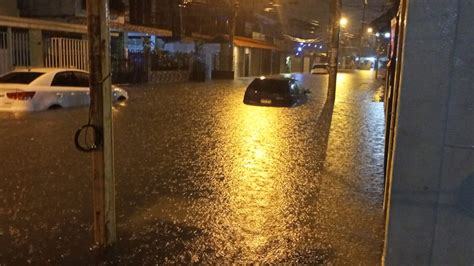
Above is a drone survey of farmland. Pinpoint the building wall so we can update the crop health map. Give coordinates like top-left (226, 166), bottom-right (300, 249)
top-left (249, 48), bottom-right (262, 77)
top-left (290, 56), bottom-right (303, 73)
top-left (233, 46), bottom-right (243, 78)
top-left (384, 0), bottom-right (474, 264)
top-left (19, 0), bottom-right (83, 17)
top-left (28, 29), bottom-right (43, 67)
top-left (0, 0), bottom-right (19, 16)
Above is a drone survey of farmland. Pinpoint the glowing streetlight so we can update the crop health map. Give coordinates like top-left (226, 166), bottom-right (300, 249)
top-left (340, 17), bottom-right (348, 27)
top-left (367, 27), bottom-right (373, 33)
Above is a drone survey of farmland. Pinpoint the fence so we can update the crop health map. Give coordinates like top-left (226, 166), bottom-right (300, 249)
top-left (12, 31), bottom-right (30, 67)
top-left (0, 30), bottom-right (31, 75)
top-left (0, 32), bottom-right (9, 75)
top-left (111, 51), bottom-right (146, 84)
top-left (45, 37), bottom-right (89, 70)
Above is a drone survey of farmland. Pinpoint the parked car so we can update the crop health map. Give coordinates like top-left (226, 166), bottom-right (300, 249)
top-left (0, 68), bottom-right (128, 111)
top-left (311, 63), bottom-right (329, 74)
top-left (243, 77), bottom-right (309, 107)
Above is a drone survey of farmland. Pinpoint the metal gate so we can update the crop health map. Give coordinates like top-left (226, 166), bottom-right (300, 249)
top-left (111, 50), bottom-right (147, 84)
top-left (0, 30), bottom-right (30, 75)
top-left (12, 31), bottom-right (30, 67)
top-left (0, 31), bottom-right (9, 75)
top-left (45, 37), bottom-right (89, 70)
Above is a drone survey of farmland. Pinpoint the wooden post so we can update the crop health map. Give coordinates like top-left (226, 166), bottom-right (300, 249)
top-left (327, 0), bottom-right (341, 101)
top-left (87, 0), bottom-right (117, 248)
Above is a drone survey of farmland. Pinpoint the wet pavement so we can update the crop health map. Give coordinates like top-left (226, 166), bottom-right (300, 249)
top-left (0, 71), bottom-right (385, 264)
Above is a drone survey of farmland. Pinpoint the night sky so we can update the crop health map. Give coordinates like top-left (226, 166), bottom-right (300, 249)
top-left (276, 0), bottom-right (392, 41)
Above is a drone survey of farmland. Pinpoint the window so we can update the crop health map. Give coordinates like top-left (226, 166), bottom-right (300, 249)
top-left (248, 79), bottom-right (290, 95)
top-left (73, 72), bottom-right (90, 87)
top-left (0, 72), bottom-right (45, 84)
top-left (52, 72), bottom-right (77, 87)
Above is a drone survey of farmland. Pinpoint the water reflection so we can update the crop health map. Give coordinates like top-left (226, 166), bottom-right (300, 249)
top-left (221, 104), bottom-right (289, 259)
top-left (208, 96), bottom-right (336, 262)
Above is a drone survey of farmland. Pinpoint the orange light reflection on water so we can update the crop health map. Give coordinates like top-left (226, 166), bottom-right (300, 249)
top-left (218, 103), bottom-right (290, 258)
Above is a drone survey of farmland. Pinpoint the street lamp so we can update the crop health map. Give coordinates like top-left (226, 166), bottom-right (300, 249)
top-left (367, 27), bottom-right (373, 33)
top-left (340, 17), bottom-right (348, 27)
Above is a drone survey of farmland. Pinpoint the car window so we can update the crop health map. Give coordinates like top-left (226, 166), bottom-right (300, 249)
top-left (73, 72), bottom-right (90, 87)
top-left (248, 79), bottom-right (290, 94)
top-left (51, 72), bottom-right (78, 87)
top-left (0, 72), bottom-right (44, 84)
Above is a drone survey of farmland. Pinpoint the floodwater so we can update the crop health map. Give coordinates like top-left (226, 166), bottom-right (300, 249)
top-left (0, 71), bottom-right (386, 264)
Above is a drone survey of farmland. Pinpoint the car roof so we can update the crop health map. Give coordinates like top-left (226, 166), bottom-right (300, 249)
top-left (254, 77), bottom-right (296, 82)
top-left (1, 68), bottom-right (89, 86)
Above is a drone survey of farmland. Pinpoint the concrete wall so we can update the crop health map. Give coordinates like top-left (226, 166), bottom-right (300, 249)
top-left (290, 56), bottom-right (303, 73)
top-left (233, 46), bottom-right (244, 78)
top-left (0, 0), bottom-right (19, 16)
top-left (249, 48), bottom-right (262, 77)
top-left (28, 29), bottom-right (43, 67)
top-left (202, 43), bottom-right (220, 81)
top-left (384, 0), bottom-right (474, 264)
top-left (19, 0), bottom-right (83, 17)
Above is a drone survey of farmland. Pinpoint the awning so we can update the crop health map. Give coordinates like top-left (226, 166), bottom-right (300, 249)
top-left (234, 36), bottom-right (281, 51)
top-left (0, 15), bottom-right (87, 33)
top-left (184, 33), bottom-right (282, 51)
top-left (110, 22), bottom-right (172, 37)
top-left (370, 3), bottom-right (399, 32)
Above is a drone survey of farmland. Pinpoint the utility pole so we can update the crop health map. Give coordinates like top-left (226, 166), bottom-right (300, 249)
top-left (228, 0), bottom-right (240, 75)
top-left (360, 0), bottom-right (367, 47)
top-left (327, 0), bottom-right (342, 101)
top-left (87, 0), bottom-right (117, 248)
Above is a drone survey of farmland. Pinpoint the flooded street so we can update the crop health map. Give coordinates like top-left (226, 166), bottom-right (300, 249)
top-left (0, 71), bottom-right (385, 264)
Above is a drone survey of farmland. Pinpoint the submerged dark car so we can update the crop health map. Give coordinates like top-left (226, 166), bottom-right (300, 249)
top-left (243, 77), bottom-right (309, 107)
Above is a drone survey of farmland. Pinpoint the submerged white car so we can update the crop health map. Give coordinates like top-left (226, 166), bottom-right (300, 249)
top-left (0, 68), bottom-right (128, 112)
top-left (310, 63), bottom-right (329, 74)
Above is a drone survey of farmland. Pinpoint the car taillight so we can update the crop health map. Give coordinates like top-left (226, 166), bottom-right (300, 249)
top-left (6, 91), bottom-right (36, 100)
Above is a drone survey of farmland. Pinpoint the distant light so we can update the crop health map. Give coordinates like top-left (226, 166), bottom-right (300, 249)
top-left (355, 57), bottom-right (359, 61)
top-left (260, 76), bottom-right (266, 80)
top-left (299, 42), bottom-right (304, 46)
top-left (384, 32), bottom-right (391, 38)
top-left (367, 27), bottom-right (373, 33)
top-left (375, 32), bottom-right (380, 37)
top-left (319, 45), bottom-right (323, 49)
top-left (340, 17), bottom-right (348, 27)
top-left (297, 47), bottom-right (303, 52)
top-left (296, 52), bottom-right (300, 56)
